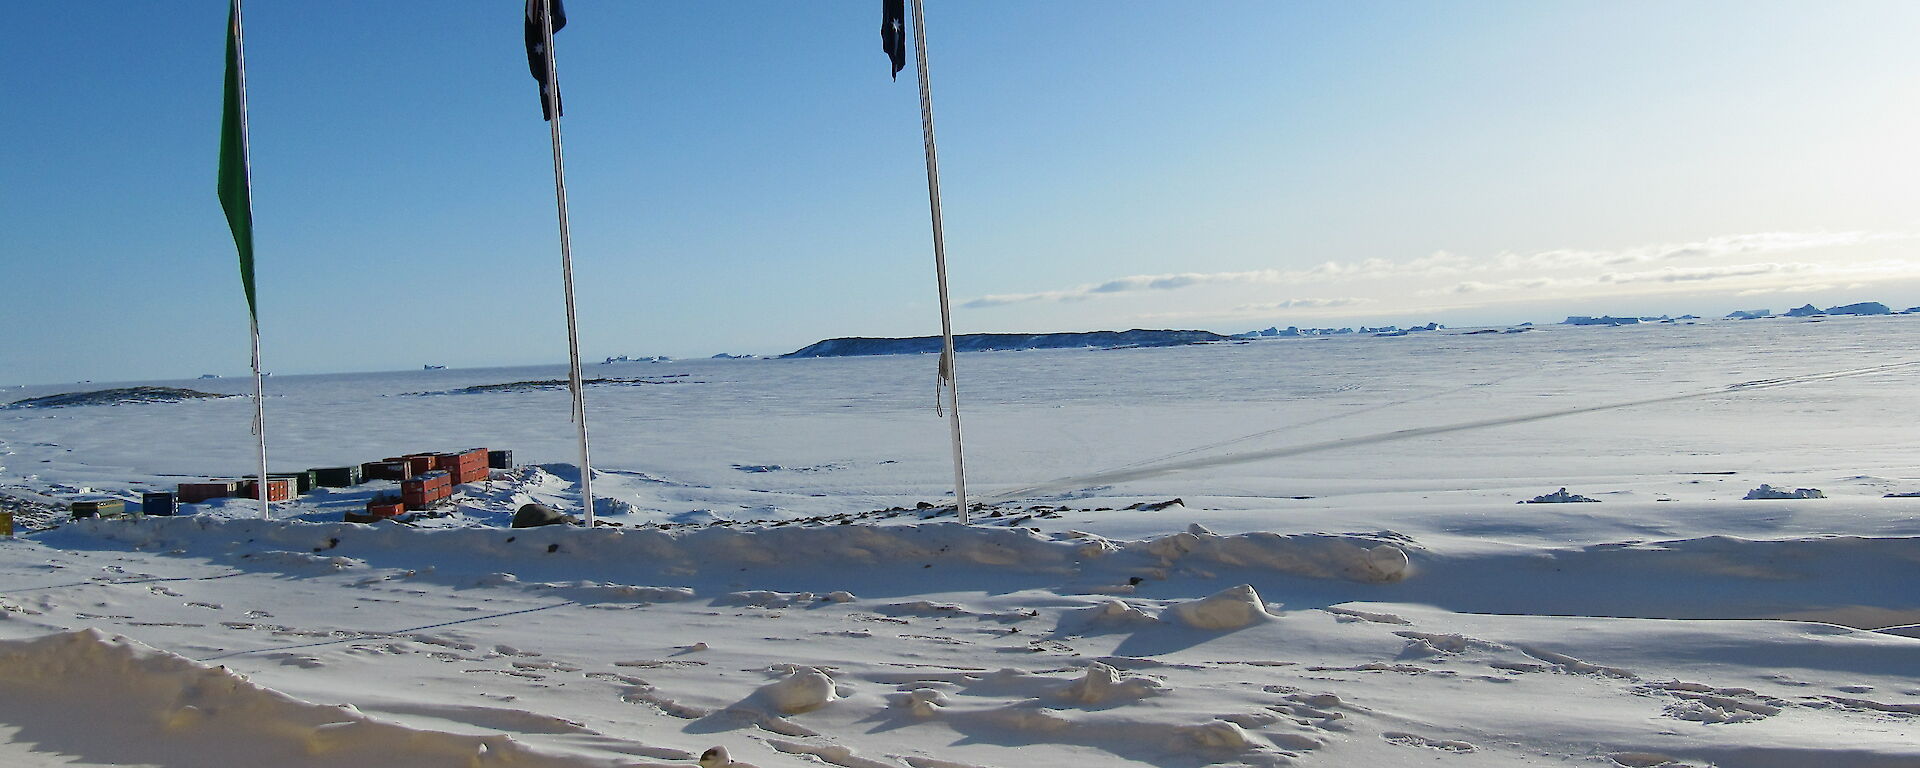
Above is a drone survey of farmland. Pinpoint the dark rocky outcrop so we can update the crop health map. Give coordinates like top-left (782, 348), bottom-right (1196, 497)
top-left (5, 387), bottom-right (233, 410)
top-left (782, 329), bottom-right (1230, 358)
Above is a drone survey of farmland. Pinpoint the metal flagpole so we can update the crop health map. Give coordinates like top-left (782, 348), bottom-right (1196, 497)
top-left (230, 0), bottom-right (271, 521)
top-left (536, 0), bottom-right (595, 527)
top-left (907, 0), bottom-right (970, 524)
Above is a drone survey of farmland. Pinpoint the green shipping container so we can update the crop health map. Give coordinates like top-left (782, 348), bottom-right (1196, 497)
top-left (70, 499), bottom-right (127, 519)
top-left (313, 466), bottom-right (363, 487)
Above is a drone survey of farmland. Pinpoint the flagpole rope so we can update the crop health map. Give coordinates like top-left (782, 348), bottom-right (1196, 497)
top-left (537, 0), bottom-right (595, 527)
top-left (230, 0), bottom-right (270, 521)
top-left (908, 0), bottom-right (970, 524)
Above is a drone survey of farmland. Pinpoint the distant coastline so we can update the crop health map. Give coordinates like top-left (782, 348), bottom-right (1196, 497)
top-left (781, 329), bottom-right (1230, 358)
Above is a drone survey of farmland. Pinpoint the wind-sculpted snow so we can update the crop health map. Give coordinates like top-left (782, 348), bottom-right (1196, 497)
top-left (0, 630), bottom-right (640, 767)
top-left (63, 516), bottom-right (1419, 586)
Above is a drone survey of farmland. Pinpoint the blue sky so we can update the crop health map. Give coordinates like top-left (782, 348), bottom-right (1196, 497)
top-left (5, 1), bottom-right (1919, 385)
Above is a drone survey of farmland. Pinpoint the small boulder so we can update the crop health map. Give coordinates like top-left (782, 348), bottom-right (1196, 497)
top-left (512, 503), bottom-right (575, 528)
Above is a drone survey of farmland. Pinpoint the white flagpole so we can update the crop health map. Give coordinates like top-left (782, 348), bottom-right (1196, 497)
top-left (231, 0), bottom-right (271, 521)
top-left (536, 0), bottom-right (595, 527)
top-left (907, 0), bottom-right (970, 524)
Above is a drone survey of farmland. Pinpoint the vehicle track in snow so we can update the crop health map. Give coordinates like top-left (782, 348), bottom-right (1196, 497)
top-left (991, 360), bottom-right (1920, 502)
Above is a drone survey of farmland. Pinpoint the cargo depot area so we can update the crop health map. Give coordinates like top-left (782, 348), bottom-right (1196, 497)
top-left (68, 448), bottom-right (514, 526)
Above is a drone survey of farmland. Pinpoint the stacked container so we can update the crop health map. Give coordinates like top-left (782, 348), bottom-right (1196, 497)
top-left (401, 470), bottom-right (453, 510)
top-left (390, 454), bottom-right (437, 477)
top-left (435, 448), bottom-right (490, 485)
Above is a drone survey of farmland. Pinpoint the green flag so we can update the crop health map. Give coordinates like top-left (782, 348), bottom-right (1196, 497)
top-left (218, 1), bottom-right (256, 322)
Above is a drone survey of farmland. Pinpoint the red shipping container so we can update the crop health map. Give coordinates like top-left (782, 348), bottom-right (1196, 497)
top-left (178, 481), bottom-right (238, 504)
top-left (237, 478), bottom-right (292, 503)
top-left (368, 500), bottom-right (405, 518)
top-left (394, 454), bottom-right (436, 476)
top-left (401, 471), bottom-right (452, 510)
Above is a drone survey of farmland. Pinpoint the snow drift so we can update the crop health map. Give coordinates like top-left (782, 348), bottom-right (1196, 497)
top-left (0, 629), bottom-right (631, 767)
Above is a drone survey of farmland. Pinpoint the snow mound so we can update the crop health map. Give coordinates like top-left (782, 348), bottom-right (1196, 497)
top-left (716, 590), bottom-right (818, 608)
top-left (1076, 599), bottom-right (1160, 628)
top-left (535, 581), bottom-right (695, 604)
top-left (0, 629), bottom-right (627, 767)
top-left (757, 668), bottom-right (840, 714)
top-left (1165, 584), bottom-right (1275, 630)
top-left (1744, 484), bottom-right (1825, 500)
top-left (1125, 529), bottom-right (1414, 583)
top-left (1059, 662), bottom-right (1168, 704)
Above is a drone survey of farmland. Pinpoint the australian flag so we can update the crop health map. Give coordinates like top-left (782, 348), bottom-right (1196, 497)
top-left (882, 0), bottom-right (906, 80)
top-left (525, 0), bottom-right (567, 120)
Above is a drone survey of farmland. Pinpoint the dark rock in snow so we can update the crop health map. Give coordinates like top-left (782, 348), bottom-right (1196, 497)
top-left (1520, 488), bottom-right (1599, 504)
top-left (1743, 484), bottom-right (1824, 500)
top-left (512, 503), bottom-right (575, 528)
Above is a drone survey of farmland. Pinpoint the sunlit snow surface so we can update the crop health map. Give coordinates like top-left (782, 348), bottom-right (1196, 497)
top-left (0, 317), bottom-right (1916, 767)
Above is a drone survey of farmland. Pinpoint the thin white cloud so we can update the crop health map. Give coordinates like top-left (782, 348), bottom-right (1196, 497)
top-left (962, 230), bottom-right (1910, 309)
top-left (1230, 297), bottom-right (1371, 312)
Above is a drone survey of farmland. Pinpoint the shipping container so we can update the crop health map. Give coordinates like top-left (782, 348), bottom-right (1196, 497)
top-left (362, 460), bottom-right (412, 482)
top-left (70, 499), bottom-right (127, 519)
top-left (237, 477), bottom-right (293, 503)
top-left (178, 481), bottom-right (238, 504)
top-left (313, 465), bottom-right (363, 487)
top-left (400, 470), bottom-right (453, 510)
top-left (141, 491), bottom-right (177, 517)
top-left (389, 454), bottom-right (437, 476)
top-left (270, 470), bottom-right (315, 495)
top-left (487, 449), bottom-right (513, 469)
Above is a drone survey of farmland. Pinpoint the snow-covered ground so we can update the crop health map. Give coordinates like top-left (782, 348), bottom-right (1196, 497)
top-left (1, 316), bottom-right (1916, 767)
